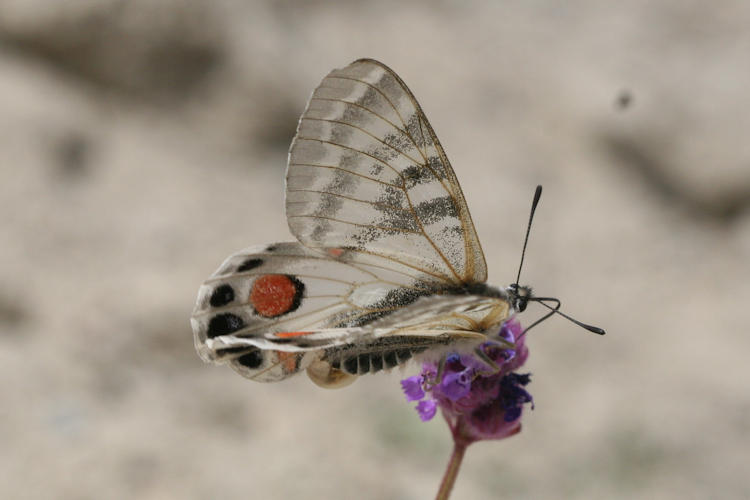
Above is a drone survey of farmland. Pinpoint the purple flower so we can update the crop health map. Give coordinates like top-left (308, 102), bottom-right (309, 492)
top-left (416, 399), bottom-right (438, 421)
top-left (440, 369), bottom-right (473, 401)
top-left (401, 317), bottom-right (533, 445)
top-left (401, 375), bottom-right (426, 401)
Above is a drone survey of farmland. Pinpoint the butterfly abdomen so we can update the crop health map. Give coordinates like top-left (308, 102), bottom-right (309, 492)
top-left (324, 335), bottom-right (452, 375)
top-left (331, 348), bottom-right (427, 375)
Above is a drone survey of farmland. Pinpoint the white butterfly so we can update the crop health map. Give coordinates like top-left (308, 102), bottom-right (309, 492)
top-left (191, 59), bottom-right (601, 389)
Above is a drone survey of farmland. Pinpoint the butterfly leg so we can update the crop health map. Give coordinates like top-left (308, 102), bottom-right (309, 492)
top-left (472, 346), bottom-right (503, 378)
top-left (423, 355), bottom-right (447, 388)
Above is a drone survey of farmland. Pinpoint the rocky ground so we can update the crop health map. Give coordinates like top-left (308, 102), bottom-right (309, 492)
top-left (1, 1), bottom-right (749, 499)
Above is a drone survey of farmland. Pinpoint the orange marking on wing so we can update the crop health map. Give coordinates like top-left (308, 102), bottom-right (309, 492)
top-left (327, 247), bottom-right (345, 258)
top-left (250, 274), bottom-right (301, 317)
top-left (276, 331), bottom-right (313, 338)
top-left (276, 351), bottom-right (298, 373)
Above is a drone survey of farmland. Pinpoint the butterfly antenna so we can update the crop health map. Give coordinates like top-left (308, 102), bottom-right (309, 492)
top-left (528, 297), bottom-right (606, 335)
top-left (515, 185), bottom-right (543, 289)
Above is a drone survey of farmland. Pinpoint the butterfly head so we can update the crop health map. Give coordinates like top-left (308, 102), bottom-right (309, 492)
top-left (506, 283), bottom-right (533, 313)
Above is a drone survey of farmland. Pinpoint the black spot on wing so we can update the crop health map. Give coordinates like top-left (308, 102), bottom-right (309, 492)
top-left (237, 258), bottom-right (263, 272)
top-left (236, 349), bottom-right (264, 369)
top-left (209, 284), bottom-right (235, 307)
top-left (287, 275), bottom-right (306, 315)
top-left (207, 313), bottom-right (245, 338)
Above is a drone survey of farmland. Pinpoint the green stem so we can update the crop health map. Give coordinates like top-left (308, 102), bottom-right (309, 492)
top-left (435, 440), bottom-right (469, 500)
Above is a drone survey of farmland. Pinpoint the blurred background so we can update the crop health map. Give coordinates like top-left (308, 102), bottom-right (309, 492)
top-left (1, 1), bottom-right (749, 499)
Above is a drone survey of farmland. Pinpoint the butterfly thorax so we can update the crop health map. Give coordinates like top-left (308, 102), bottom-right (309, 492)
top-left (448, 282), bottom-right (507, 300)
top-left (313, 282), bottom-right (516, 381)
top-left (506, 283), bottom-right (533, 313)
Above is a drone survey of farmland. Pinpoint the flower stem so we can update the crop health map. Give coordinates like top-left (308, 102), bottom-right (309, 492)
top-left (435, 440), bottom-right (469, 500)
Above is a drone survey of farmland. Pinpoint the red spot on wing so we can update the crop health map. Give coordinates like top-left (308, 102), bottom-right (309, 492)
top-left (276, 331), bottom-right (312, 338)
top-left (250, 274), bottom-right (304, 318)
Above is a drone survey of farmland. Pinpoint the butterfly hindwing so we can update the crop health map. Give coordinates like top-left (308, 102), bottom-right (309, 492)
top-left (287, 59), bottom-right (487, 285)
top-left (219, 294), bottom-right (510, 386)
top-left (191, 242), bottom-right (458, 382)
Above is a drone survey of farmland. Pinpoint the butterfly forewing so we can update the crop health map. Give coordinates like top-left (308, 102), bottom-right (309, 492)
top-left (287, 59), bottom-right (487, 285)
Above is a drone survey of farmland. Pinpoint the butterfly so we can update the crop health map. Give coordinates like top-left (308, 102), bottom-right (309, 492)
top-left (191, 59), bottom-right (603, 389)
